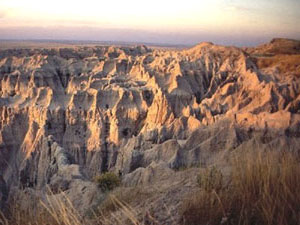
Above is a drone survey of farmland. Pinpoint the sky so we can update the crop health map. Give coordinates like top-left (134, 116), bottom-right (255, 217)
top-left (0, 0), bottom-right (299, 46)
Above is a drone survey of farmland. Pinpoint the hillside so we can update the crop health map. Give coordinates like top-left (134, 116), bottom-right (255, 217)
top-left (0, 39), bottom-right (299, 224)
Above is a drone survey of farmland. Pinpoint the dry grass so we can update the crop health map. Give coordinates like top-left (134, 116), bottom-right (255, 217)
top-left (0, 192), bottom-right (59, 225)
top-left (1, 149), bottom-right (299, 225)
top-left (41, 192), bottom-right (84, 225)
top-left (94, 187), bottom-right (152, 216)
top-left (196, 166), bottom-right (223, 192)
top-left (254, 54), bottom-right (300, 76)
top-left (0, 187), bottom-right (158, 225)
top-left (0, 191), bottom-right (81, 225)
top-left (181, 150), bottom-right (300, 225)
top-left (90, 186), bottom-right (160, 225)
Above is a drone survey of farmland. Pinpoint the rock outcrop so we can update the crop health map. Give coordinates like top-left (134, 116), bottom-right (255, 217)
top-left (0, 39), bottom-right (299, 214)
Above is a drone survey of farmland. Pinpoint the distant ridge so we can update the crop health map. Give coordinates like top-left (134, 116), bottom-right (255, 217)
top-left (0, 39), bottom-right (191, 49)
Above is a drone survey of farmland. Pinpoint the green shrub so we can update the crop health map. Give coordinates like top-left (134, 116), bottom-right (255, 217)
top-left (94, 172), bottom-right (121, 192)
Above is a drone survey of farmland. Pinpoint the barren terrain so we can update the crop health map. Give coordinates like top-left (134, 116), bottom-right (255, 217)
top-left (0, 38), bottom-right (299, 225)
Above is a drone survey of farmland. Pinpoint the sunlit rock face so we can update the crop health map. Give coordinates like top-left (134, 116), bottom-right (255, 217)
top-left (0, 40), bottom-right (299, 211)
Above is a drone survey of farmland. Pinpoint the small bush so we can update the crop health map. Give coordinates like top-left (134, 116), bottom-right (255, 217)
top-left (94, 172), bottom-right (121, 192)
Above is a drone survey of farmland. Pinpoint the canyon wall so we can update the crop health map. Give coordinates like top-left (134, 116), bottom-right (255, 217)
top-left (0, 39), bottom-right (299, 211)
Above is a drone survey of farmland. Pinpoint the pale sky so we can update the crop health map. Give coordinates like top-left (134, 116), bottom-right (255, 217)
top-left (0, 0), bottom-right (299, 46)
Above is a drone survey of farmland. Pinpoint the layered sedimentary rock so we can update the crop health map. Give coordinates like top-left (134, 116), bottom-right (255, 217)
top-left (0, 39), bottom-right (299, 212)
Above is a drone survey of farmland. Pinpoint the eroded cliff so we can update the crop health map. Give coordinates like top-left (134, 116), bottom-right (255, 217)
top-left (0, 40), bottom-right (300, 219)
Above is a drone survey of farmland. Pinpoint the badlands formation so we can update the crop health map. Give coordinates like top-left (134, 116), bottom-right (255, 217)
top-left (0, 38), bottom-right (299, 223)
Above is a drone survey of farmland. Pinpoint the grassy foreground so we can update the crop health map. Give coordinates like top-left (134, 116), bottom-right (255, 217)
top-left (181, 150), bottom-right (300, 225)
top-left (0, 149), bottom-right (299, 225)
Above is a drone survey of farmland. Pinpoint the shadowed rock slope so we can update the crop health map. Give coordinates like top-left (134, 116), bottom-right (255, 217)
top-left (0, 40), bottom-right (299, 221)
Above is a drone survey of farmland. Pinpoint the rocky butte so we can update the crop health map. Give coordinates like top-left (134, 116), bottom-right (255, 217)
top-left (0, 38), bottom-right (299, 224)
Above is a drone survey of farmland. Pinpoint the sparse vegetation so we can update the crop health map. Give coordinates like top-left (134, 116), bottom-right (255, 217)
top-left (181, 150), bottom-right (300, 225)
top-left (91, 186), bottom-right (157, 224)
top-left (93, 187), bottom-right (153, 216)
top-left (197, 166), bottom-right (223, 192)
top-left (94, 172), bottom-right (121, 192)
top-left (0, 195), bottom-right (61, 225)
top-left (253, 54), bottom-right (300, 76)
top-left (1, 150), bottom-right (299, 225)
top-left (0, 188), bottom-right (152, 225)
